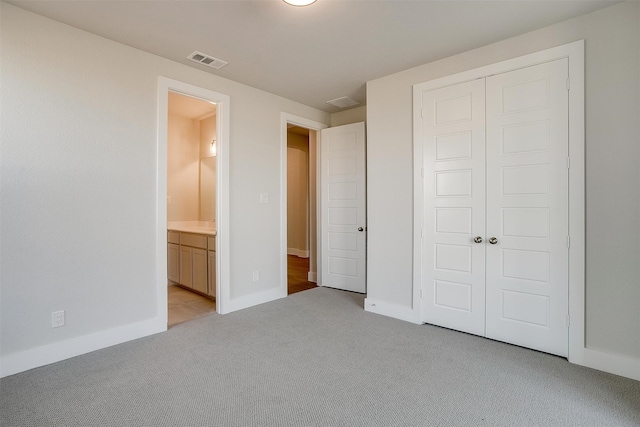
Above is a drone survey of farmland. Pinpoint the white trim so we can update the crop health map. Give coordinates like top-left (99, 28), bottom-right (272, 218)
top-left (307, 271), bottom-right (317, 283)
top-left (1, 318), bottom-right (164, 378)
top-left (158, 77), bottom-right (231, 314)
top-left (288, 248), bottom-right (310, 258)
top-left (412, 41), bottom-right (587, 364)
top-left (583, 349), bottom-right (640, 381)
top-left (280, 113), bottom-right (328, 296)
top-left (224, 288), bottom-right (286, 313)
top-left (566, 43), bottom-right (586, 367)
top-left (364, 298), bottom-right (422, 324)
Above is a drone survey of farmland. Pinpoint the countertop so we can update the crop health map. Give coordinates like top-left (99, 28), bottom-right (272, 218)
top-left (167, 221), bottom-right (217, 236)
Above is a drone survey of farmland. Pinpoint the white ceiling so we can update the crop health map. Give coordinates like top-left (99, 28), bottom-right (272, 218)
top-left (8, 0), bottom-right (618, 112)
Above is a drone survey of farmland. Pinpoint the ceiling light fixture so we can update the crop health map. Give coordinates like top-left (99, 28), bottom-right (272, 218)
top-left (283, 0), bottom-right (317, 6)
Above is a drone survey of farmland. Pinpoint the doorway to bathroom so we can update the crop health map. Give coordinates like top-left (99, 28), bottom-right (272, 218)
top-left (157, 78), bottom-right (231, 328)
top-left (166, 92), bottom-right (217, 326)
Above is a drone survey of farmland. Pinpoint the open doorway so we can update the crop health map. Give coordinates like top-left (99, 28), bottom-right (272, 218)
top-left (287, 125), bottom-right (317, 295)
top-left (280, 114), bottom-right (328, 296)
top-left (157, 77), bottom-right (231, 330)
top-left (166, 92), bottom-right (217, 326)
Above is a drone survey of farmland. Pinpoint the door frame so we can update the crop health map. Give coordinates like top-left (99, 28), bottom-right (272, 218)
top-left (412, 40), bottom-right (585, 363)
top-left (280, 113), bottom-right (328, 297)
top-left (157, 77), bottom-right (231, 317)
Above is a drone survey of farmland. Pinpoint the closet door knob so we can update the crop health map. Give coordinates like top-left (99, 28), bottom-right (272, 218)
top-left (473, 236), bottom-right (483, 244)
top-left (489, 237), bottom-right (498, 245)
top-left (358, 227), bottom-right (364, 232)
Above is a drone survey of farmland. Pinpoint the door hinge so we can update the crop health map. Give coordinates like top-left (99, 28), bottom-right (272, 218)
top-left (566, 157), bottom-right (570, 169)
top-left (566, 236), bottom-right (571, 248)
top-left (566, 78), bottom-right (570, 91)
top-left (421, 108), bottom-right (425, 119)
top-left (566, 315), bottom-right (570, 328)
top-left (421, 229), bottom-right (424, 239)
top-left (421, 167), bottom-right (424, 178)
top-left (420, 289), bottom-right (424, 299)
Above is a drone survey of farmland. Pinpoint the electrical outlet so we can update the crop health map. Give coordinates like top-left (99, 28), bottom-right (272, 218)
top-left (52, 311), bottom-right (65, 328)
top-left (252, 271), bottom-right (260, 282)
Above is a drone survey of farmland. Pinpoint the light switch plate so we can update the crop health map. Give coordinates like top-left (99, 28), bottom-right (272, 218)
top-left (259, 193), bottom-right (269, 203)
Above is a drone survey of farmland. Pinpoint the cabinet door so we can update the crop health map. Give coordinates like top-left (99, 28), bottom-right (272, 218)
top-left (167, 243), bottom-right (180, 283)
top-left (192, 248), bottom-right (208, 294)
top-left (208, 250), bottom-right (216, 298)
top-left (179, 246), bottom-right (193, 288)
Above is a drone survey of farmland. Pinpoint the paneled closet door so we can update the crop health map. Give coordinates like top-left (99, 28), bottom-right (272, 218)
top-left (421, 79), bottom-right (487, 336)
top-left (485, 59), bottom-right (569, 357)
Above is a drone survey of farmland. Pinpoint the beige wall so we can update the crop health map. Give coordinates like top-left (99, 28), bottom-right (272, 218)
top-left (167, 114), bottom-right (200, 221)
top-left (287, 132), bottom-right (309, 256)
top-left (199, 115), bottom-right (217, 221)
top-left (199, 114), bottom-right (216, 159)
top-left (366, 1), bottom-right (640, 362)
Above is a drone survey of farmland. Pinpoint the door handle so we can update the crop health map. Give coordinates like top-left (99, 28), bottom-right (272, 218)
top-left (489, 237), bottom-right (498, 245)
top-left (473, 236), bottom-right (483, 244)
top-left (358, 227), bottom-right (364, 232)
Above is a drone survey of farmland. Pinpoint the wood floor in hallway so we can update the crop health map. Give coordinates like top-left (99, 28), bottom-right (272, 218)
top-left (168, 255), bottom-right (317, 327)
top-left (287, 254), bottom-right (317, 295)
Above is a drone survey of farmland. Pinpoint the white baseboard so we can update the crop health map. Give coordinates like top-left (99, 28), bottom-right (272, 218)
top-left (581, 348), bottom-right (640, 381)
top-left (287, 248), bottom-right (309, 258)
top-left (308, 271), bottom-right (317, 283)
top-left (224, 287), bottom-right (285, 313)
top-left (1, 317), bottom-right (166, 378)
top-left (364, 298), bottom-right (421, 324)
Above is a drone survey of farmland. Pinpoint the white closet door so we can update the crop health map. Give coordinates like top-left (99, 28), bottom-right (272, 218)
top-left (421, 79), bottom-right (486, 336)
top-left (485, 59), bottom-right (569, 356)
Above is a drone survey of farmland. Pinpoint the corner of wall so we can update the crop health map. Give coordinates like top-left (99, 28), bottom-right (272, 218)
top-left (330, 106), bottom-right (367, 127)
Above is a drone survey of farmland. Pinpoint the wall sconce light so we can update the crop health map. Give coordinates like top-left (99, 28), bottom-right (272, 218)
top-left (210, 139), bottom-right (217, 156)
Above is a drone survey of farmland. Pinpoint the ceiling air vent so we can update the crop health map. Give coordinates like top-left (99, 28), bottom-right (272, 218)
top-left (187, 51), bottom-right (228, 70)
top-left (326, 96), bottom-right (360, 109)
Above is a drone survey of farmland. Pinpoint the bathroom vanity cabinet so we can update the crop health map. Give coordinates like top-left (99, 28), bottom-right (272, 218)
top-left (167, 226), bottom-right (216, 299)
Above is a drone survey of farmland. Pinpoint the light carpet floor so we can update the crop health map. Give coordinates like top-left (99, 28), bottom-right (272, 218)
top-left (1, 287), bottom-right (639, 426)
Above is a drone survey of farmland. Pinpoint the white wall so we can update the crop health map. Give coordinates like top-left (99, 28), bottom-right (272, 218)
top-left (330, 106), bottom-right (366, 127)
top-left (0, 3), bottom-right (328, 375)
top-left (366, 1), bottom-right (640, 369)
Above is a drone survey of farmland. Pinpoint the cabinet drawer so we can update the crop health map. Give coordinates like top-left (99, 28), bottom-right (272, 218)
top-left (168, 230), bottom-right (180, 244)
top-left (208, 236), bottom-right (216, 251)
top-left (180, 232), bottom-right (207, 249)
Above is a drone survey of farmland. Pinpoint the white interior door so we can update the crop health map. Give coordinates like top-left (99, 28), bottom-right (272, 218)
top-left (320, 122), bottom-right (366, 293)
top-left (485, 59), bottom-right (569, 356)
top-left (421, 79), bottom-right (487, 336)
